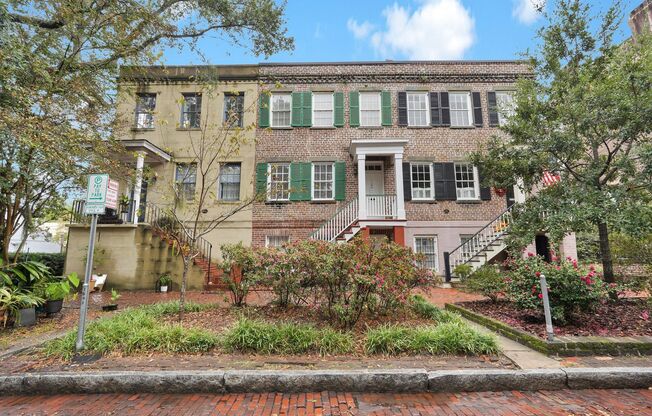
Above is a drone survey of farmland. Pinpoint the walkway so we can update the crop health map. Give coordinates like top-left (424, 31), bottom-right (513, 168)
top-left (2, 389), bottom-right (651, 415)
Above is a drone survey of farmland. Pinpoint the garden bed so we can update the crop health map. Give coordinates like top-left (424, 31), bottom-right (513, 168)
top-left (458, 298), bottom-right (651, 339)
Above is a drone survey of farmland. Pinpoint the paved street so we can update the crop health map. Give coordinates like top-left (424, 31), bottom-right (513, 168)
top-left (2, 389), bottom-right (651, 415)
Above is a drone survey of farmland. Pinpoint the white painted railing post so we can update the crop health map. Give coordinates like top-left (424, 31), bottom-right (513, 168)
top-left (357, 155), bottom-right (367, 220)
top-left (394, 154), bottom-right (405, 220)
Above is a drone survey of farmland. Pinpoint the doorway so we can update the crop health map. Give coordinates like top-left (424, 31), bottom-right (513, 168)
top-left (535, 234), bottom-right (552, 262)
top-left (365, 161), bottom-right (385, 218)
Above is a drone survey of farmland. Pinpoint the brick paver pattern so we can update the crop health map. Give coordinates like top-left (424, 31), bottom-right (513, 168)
top-left (1, 389), bottom-right (651, 415)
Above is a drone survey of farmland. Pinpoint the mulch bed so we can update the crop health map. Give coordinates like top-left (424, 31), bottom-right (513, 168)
top-left (458, 298), bottom-right (652, 339)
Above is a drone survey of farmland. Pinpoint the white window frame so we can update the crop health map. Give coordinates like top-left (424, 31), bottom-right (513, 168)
top-left (359, 91), bottom-right (381, 127)
top-left (271, 93), bottom-right (292, 128)
top-left (410, 162), bottom-right (434, 200)
top-left (311, 162), bottom-right (335, 201)
top-left (449, 91), bottom-right (473, 127)
top-left (454, 163), bottom-right (480, 201)
top-left (218, 162), bottom-right (241, 201)
top-left (414, 236), bottom-right (439, 272)
top-left (266, 235), bottom-right (289, 248)
top-left (312, 92), bottom-right (334, 127)
top-left (495, 90), bottom-right (516, 126)
top-left (267, 162), bottom-right (291, 201)
top-left (407, 92), bottom-right (430, 127)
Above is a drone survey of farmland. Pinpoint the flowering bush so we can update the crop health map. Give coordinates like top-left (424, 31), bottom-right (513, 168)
top-left (220, 243), bottom-right (260, 306)
top-left (504, 255), bottom-right (608, 324)
top-left (465, 265), bottom-right (505, 302)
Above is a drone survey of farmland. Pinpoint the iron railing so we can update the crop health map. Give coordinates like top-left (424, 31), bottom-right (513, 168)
top-left (310, 196), bottom-right (359, 242)
top-left (69, 199), bottom-right (213, 283)
top-left (443, 204), bottom-right (515, 282)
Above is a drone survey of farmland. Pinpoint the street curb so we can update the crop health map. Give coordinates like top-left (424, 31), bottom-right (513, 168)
top-left (1, 368), bottom-right (651, 395)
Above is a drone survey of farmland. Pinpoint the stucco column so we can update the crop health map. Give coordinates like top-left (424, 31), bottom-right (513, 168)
top-left (357, 154), bottom-right (367, 220)
top-left (394, 153), bottom-right (406, 220)
top-left (132, 152), bottom-right (145, 225)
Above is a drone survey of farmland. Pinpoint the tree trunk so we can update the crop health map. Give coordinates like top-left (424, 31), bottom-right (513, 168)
top-left (179, 258), bottom-right (189, 322)
top-left (597, 221), bottom-right (615, 283)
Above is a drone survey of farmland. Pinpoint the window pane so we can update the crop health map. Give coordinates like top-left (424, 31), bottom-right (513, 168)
top-left (224, 94), bottom-right (244, 128)
top-left (496, 91), bottom-right (515, 126)
top-left (407, 93), bottom-right (428, 126)
top-left (269, 163), bottom-right (290, 200)
top-left (266, 235), bottom-right (289, 248)
top-left (313, 162), bottom-right (334, 200)
top-left (449, 92), bottom-right (471, 127)
top-left (411, 163), bottom-right (432, 199)
top-left (360, 92), bottom-right (380, 126)
top-left (219, 163), bottom-right (241, 201)
top-left (271, 94), bottom-right (291, 127)
top-left (313, 93), bottom-right (333, 127)
top-left (181, 94), bottom-right (201, 128)
top-left (415, 236), bottom-right (438, 271)
top-left (175, 163), bottom-right (197, 200)
top-left (135, 94), bottom-right (156, 128)
top-left (455, 163), bottom-right (477, 200)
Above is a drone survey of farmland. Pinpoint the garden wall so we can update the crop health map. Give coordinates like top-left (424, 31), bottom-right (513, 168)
top-left (65, 224), bottom-right (205, 291)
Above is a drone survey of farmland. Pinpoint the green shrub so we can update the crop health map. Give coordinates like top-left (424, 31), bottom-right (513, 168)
top-left (504, 255), bottom-right (607, 324)
top-left (20, 253), bottom-right (66, 276)
top-left (453, 263), bottom-right (473, 279)
top-left (465, 265), bottom-right (506, 302)
top-left (365, 323), bottom-right (498, 355)
top-left (220, 243), bottom-right (260, 307)
top-left (222, 318), bottom-right (353, 355)
top-left (44, 301), bottom-right (217, 359)
top-left (409, 294), bottom-right (462, 324)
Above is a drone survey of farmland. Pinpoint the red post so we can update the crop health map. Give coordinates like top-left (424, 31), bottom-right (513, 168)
top-left (393, 226), bottom-right (406, 246)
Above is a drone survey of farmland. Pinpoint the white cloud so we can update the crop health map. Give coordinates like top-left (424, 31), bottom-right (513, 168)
top-left (347, 18), bottom-right (374, 40)
top-left (349, 0), bottom-right (475, 60)
top-left (512, 0), bottom-right (545, 25)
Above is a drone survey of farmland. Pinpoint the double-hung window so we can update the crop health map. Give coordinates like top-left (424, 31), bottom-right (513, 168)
top-left (359, 92), bottom-right (381, 127)
top-left (495, 91), bottom-right (515, 126)
top-left (180, 93), bottom-right (201, 128)
top-left (407, 92), bottom-right (429, 127)
top-left (218, 163), bottom-right (241, 201)
top-left (454, 163), bottom-right (480, 200)
top-left (224, 93), bottom-right (244, 128)
top-left (312, 92), bottom-right (334, 127)
top-left (266, 235), bottom-right (289, 248)
top-left (271, 93), bottom-right (291, 127)
top-left (268, 163), bottom-right (290, 201)
top-left (135, 93), bottom-right (156, 129)
top-left (449, 92), bottom-right (473, 127)
top-left (414, 236), bottom-right (438, 271)
top-left (411, 163), bottom-right (433, 200)
top-left (175, 163), bottom-right (197, 201)
top-left (312, 162), bottom-right (334, 200)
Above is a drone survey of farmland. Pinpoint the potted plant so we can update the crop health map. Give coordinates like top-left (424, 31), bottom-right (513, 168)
top-left (119, 194), bottom-right (130, 213)
top-left (44, 273), bottom-right (80, 315)
top-left (102, 289), bottom-right (121, 311)
top-left (158, 273), bottom-right (172, 293)
top-left (4, 289), bottom-right (44, 327)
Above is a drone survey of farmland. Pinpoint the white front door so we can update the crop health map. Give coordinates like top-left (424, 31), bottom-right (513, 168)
top-left (365, 162), bottom-right (385, 217)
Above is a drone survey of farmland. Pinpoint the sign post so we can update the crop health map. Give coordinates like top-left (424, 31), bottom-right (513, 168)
top-left (76, 174), bottom-right (114, 352)
top-left (539, 273), bottom-right (555, 342)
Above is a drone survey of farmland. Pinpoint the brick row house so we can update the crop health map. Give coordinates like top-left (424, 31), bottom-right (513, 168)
top-left (65, 60), bottom-right (578, 290)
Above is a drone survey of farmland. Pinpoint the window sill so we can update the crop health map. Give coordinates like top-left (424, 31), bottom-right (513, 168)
top-left (310, 200), bottom-right (336, 204)
top-left (449, 126), bottom-right (476, 129)
top-left (265, 200), bottom-right (291, 205)
top-left (357, 126), bottom-right (383, 129)
top-left (131, 127), bottom-right (155, 132)
top-left (216, 200), bottom-right (242, 205)
top-left (410, 200), bottom-right (437, 204)
top-left (271, 126), bottom-right (293, 130)
top-left (310, 126), bottom-right (337, 130)
top-left (456, 200), bottom-right (482, 204)
top-left (407, 126), bottom-right (431, 129)
top-left (176, 128), bottom-right (202, 131)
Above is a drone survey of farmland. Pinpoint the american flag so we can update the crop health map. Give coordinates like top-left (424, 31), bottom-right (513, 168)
top-left (542, 171), bottom-right (561, 187)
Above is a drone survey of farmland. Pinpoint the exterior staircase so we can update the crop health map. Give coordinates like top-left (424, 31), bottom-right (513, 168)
top-left (444, 204), bottom-right (515, 281)
top-left (310, 197), bottom-right (361, 242)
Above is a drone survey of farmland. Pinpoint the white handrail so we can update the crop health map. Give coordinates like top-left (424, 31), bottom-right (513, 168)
top-left (366, 194), bottom-right (397, 218)
top-left (310, 197), bottom-right (359, 242)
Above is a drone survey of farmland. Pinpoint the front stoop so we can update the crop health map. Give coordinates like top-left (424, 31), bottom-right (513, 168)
top-left (2, 368), bottom-right (651, 395)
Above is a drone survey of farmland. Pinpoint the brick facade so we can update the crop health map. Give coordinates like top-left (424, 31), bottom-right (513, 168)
top-left (253, 61), bottom-right (531, 264)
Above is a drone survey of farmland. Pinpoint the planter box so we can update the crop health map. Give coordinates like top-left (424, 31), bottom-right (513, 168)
top-left (46, 299), bottom-right (64, 315)
top-left (102, 304), bottom-right (118, 312)
top-left (16, 307), bottom-right (36, 327)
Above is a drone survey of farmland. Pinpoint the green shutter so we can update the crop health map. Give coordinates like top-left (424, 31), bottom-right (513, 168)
top-left (255, 163), bottom-right (268, 196)
top-left (334, 92), bottom-right (344, 127)
top-left (291, 92), bottom-right (302, 127)
top-left (258, 94), bottom-right (270, 128)
top-left (301, 162), bottom-right (312, 200)
top-left (302, 92), bottom-right (312, 127)
top-left (334, 161), bottom-right (346, 201)
top-left (289, 162), bottom-right (311, 201)
top-left (381, 91), bottom-right (392, 126)
top-left (349, 92), bottom-right (359, 127)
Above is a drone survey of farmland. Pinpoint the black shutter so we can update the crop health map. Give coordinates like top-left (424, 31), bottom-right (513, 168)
top-left (397, 92), bottom-right (408, 126)
top-left (430, 92), bottom-right (441, 126)
top-left (440, 92), bottom-right (450, 127)
top-left (402, 162), bottom-right (412, 201)
top-left (478, 167), bottom-right (491, 200)
top-left (487, 92), bottom-right (499, 127)
top-left (433, 162), bottom-right (456, 200)
top-left (472, 92), bottom-right (483, 127)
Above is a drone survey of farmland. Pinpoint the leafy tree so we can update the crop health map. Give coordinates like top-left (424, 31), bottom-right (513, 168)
top-left (471, 0), bottom-right (652, 282)
top-left (0, 0), bottom-right (293, 261)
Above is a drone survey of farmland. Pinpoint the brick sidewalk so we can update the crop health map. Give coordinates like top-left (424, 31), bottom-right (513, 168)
top-left (2, 389), bottom-right (651, 415)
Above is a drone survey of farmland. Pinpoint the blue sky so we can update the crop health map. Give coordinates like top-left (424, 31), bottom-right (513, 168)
top-left (163, 0), bottom-right (637, 65)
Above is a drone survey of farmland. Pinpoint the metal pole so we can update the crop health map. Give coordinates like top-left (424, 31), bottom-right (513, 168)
top-left (76, 214), bottom-right (98, 352)
top-left (443, 252), bottom-right (452, 283)
top-left (539, 273), bottom-right (555, 342)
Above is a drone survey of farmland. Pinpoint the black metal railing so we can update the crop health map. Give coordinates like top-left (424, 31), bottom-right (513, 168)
top-left (70, 199), bottom-right (214, 283)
